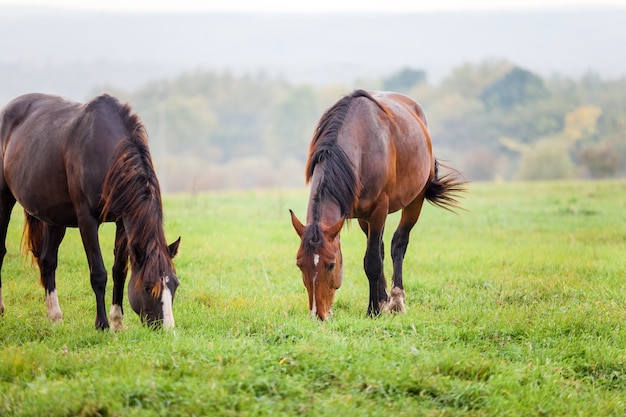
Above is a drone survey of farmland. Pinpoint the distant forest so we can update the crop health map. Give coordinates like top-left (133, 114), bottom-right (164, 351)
top-left (94, 59), bottom-right (626, 192)
top-left (1, 8), bottom-right (625, 192)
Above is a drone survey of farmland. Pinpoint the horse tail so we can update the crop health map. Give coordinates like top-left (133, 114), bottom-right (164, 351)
top-left (425, 159), bottom-right (467, 213)
top-left (21, 211), bottom-right (46, 284)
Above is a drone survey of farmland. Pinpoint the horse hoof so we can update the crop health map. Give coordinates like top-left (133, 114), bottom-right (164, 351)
top-left (95, 321), bottom-right (110, 331)
top-left (47, 312), bottom-right (63, 323)
top-left (46, 307), bottom-right (63, 322)
top-left (45, 290), bottom-right (63, 322)
top-left (110, 322), bottom-right (126, 332)
top-left (109, 305), bottom-right (125, 332)
top-left (385, 287), bottom-right (406, 313)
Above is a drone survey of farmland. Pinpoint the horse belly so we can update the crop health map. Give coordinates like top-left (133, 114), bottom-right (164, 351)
top-left (14, 186), bottom-right (79, 227)
top-left (26, 203), bottom-right (79, 227)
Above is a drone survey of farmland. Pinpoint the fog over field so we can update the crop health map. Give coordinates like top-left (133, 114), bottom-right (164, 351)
top-left (0, 7), bottom-right (625, 101)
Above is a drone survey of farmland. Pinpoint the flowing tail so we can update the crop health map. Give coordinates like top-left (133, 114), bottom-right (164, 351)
top-left (424, 159), bottom-right (467, 213)
top-left (21, 211), bottom-right (46, 286)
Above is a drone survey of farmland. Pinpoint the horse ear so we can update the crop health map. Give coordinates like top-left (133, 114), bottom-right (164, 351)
top-left (290, 209), bottom-right (305, 237)
top-left (327, 217), bottom-right (345, 241)
top-left (168, 237), bottom-right (181, 259)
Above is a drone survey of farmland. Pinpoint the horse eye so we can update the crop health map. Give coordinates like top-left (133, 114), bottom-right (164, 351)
top-left (328, 262), bottom-right (335, 271)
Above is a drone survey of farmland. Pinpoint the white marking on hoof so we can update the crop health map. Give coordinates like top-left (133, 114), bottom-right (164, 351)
top-left (385, 287), bottom-right (406, 314)
top-left (0, 288), bottom-right (5, 316)
top-left (45, 290), bottom-right (63, 322)
top-left (161, 278), bottom-right (175, 330)
top-left (109, 305), bottom-right (125, 332)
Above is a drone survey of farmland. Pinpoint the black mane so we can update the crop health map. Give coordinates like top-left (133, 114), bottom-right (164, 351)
top-left (305, 90), bottom-right (376, 219)
top-left (99, 96), bottom-right (172, 294)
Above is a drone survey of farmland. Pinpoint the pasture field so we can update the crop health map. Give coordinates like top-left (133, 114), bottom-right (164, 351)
top-left (0, 180), bottom-right (625, 416)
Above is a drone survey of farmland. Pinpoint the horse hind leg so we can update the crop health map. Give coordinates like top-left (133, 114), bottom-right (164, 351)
top-left (42, 225), bottom-right (67, 322)
top-left (386, 196), bottom-right (426, 314)
top-left (25, 214), bottom-right (67, 322)
top-left (0, 190), bottom-right (16, 316)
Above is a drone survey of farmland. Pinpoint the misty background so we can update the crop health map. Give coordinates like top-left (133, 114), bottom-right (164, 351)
top-left (1, 6), bottom-right (625, 192)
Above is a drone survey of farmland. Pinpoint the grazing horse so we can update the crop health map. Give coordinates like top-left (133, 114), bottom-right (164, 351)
top-left (290, 89), bottom-right (465, 320)
top-left (0, 93), bottom-right (180, 330)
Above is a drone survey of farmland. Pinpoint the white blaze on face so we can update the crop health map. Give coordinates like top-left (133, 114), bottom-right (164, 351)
top-left (310, 253), bottom-right (320, 318)
top-left (45, 289), bottom-right (63, 322)
top-left (161, 276), bottom-right (175, 329)
top-left (310, 298), bottom-right (317, 318)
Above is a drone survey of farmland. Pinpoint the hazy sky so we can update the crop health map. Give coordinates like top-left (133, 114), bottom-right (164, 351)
top-left (2, 0), bottom-right (626, 13)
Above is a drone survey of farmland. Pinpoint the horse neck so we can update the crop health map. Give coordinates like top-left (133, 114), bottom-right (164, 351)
top-left (306, 167), bottom-right (344, 228)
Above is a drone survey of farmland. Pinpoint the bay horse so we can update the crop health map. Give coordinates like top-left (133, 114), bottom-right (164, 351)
top-left (0, 93), bottom-right (180, 330)
top-left (290, 89), bottom-right (465, 320)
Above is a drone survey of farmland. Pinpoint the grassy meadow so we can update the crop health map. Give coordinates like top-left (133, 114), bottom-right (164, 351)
top-left (0, 180), bottom-right (625, 416)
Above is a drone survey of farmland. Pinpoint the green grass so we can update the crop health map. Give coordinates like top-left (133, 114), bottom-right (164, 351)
top-left (1, 180), bottom-right (625, 416)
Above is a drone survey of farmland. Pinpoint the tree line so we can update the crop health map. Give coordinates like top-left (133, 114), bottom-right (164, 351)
top-left (100, 59), bottom-right (626, 193)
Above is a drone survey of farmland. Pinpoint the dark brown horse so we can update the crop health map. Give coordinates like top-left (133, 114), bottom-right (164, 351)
top-left (0, 93), bottom-right (180, 330)
top-left (290, 90), bottom-right (465, 320)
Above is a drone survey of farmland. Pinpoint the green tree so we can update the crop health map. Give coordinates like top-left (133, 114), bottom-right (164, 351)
top-left (440, 59), bottom-right (512, 98)
top-left (481, 66), bottom-right (549, 110)
top-left (265, 86), bottom-right (319, 162)
top-left (501, 136), bottom-right (576, 181)
top-left (382, 68), bottom-right (427, 93)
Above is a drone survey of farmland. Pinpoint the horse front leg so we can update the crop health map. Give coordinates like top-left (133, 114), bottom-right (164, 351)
top-left (359, 218), bottom-right (387, 316)
top-left (77, 215), bottom-right (109, 330)
top-left (109, 221), bottom-right (128, 332)
top-left (388, 196), bottom-right (426, 313)
top-left (361, 207), bottom-right (389, 317)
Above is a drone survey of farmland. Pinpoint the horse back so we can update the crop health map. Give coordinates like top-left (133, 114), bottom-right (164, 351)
top-left (0, 94), bottom-right (123, 225)
top-left (343, 91), bottom-right (434, 215)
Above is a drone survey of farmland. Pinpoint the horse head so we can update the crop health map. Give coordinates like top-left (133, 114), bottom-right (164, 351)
top-left (290, 210), bottom-right (344, 321)
top-left (127, 237), bottom-right (181, 329)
